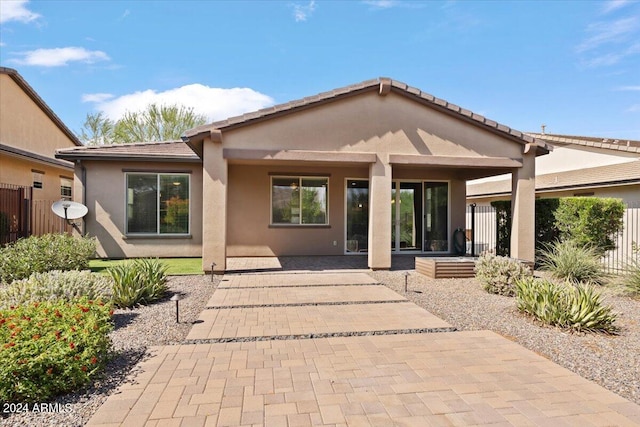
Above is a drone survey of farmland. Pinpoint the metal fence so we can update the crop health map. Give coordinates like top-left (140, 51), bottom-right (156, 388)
top-left (0, 183), bottom-right (71, 245)
top-left (466, 201), bottom-right (640, 274)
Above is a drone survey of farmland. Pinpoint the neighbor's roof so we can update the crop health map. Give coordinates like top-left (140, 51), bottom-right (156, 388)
top-left (0, 67), bottom-right (82, 147)
top-left (467, 160), bottom-right (640, 198)
top-left (55, 140), bottom-right (201, 162)
top-left (184, 77), bottom-right (551, 154)
top-left (525, 133), bottom-right (640, 154)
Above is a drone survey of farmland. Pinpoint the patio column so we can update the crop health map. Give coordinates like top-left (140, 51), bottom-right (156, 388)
top-left (202, 135), bottom-right (227, 273)
top-left (368, 154), bottom-right (392, 270)
top-left (510, 150), bottom-right (536, 262)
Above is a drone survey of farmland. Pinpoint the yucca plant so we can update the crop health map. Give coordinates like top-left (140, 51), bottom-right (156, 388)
top-left (107, 258), bottom-right (168, 308)
top-left (538, 239), bottom-right (607, 286)
top-left (515, 277), bottom-right (617, 334)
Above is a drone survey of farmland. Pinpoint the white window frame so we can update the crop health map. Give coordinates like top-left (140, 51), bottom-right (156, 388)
top-left (125, 172), bottom-right (191, 236)
top-left (270, 175), bottom-right (329, 226)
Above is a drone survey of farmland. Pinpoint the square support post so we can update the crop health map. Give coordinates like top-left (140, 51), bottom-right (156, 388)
top-left (368, 154), bottom-right (392, 270)
top-left (510, 151), bottom-right (536, 262)
top-left (202, 136), bottom-right (227, 273)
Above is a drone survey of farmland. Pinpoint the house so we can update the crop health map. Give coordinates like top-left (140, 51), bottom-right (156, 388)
top-left (467, 134), bottom-right (640, 204)
top-left (56, 77), bottom-right (551, 272)
top-left (0, 67), bottom-right (82, 242)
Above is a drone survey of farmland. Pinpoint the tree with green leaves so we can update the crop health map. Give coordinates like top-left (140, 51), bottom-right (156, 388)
top-left (78, 103), bottom-right (207, 145)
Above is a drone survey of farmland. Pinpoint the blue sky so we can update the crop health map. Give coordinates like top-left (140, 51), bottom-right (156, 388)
top-left (1, 0), bottom-right (639, 141)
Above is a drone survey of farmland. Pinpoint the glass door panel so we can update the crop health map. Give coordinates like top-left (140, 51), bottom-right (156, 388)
top-left (424, 182), bottom-right (449, 252)
top-left (391, 182), bottom-right (422, 252)
top-left (346, 180), bottom-right (368, 253)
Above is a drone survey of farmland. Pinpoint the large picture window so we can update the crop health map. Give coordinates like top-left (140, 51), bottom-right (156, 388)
top-left (271, 176), bottom-right (328, 225)
top-left (126, 173), bottom-right (190, 235)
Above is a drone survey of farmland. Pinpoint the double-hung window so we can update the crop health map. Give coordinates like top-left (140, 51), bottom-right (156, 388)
top-left (271, 176), bottom-right (328, 225)
top-left (126, 173), bottom-right (190, 235)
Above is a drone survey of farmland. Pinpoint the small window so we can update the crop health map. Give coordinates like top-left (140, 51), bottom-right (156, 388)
top-left (126, 173), bottom-right (190, 235)
top-left (271, 176), bottom-right (328, 225)
top-left (60, 177), bottom-right (73, 199)
top-left (32, 171), bottom-right (44, 189)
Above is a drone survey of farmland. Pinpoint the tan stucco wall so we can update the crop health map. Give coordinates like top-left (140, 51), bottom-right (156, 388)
top-left (469, 184), bottom-right (640, 206)
top-left (222, 92), bottom-right (523, 160)
top-left (0, 152), bottom-right (73, 201)
top-left (226, 164), bottom-right (469, 257)
top-left (79, 160), bottom-right (203, 258)
top-left (0, 74), bottom-right (77, 158)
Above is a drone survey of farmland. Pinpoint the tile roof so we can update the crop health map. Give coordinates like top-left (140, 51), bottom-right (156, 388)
top-left (525, 133), bottom-right (640, 154)
top-left (467, 160), bottom-right (640, 197)
top-left (184, 77), bottom-right (551, 154)
top-left (1, 67), bottom-right (82, 146)
top-left (55, 140), bottom-right (200, 162)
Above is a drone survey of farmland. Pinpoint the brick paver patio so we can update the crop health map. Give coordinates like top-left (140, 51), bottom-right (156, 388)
top-left (219, 273), bottom-right (377, 289)
top-left (87, 272), bottom-right (640, 426)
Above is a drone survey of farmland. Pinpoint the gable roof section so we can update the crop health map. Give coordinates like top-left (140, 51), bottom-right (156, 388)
top-left (0, 67), bottom-right (82, 147)
top-left (184, 77), bottom-right (551, 156)
top-left (467, 160), bottom-right (640, 198)
top-left (56, 141), bottom-right (201, 162)
top-left (526, 133), bottom-right (640, 154)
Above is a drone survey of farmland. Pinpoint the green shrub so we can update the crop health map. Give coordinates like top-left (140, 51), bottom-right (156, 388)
top-left (515, 277), bottom-right (617, 334)
top-left (475, 252), bottom-right (532, 297)
top-left (539, 240), bottom-right (606, 286)
top-left (108, 258), bottom-right (168, 308)
top-left (0, 298), bottom-right (113, 403)
top-left (0, 234), bottom-right (96, 284)
top-left (554, 197), bottom-right (624, 254)
top-left (0, 270), bottom-right (112, 309)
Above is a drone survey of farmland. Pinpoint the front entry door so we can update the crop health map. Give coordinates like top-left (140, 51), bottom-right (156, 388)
top-left (392, 182), bottom-right (423, 252)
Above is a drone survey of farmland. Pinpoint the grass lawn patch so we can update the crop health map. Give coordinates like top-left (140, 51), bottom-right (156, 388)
top-left (89, 258), bottom-right (203, 275)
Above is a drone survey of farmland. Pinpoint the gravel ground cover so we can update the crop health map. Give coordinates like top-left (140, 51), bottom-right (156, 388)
top-left (370, 269), bottom-right (640, 407)
top-left (1, 275), bottom-right (218, 427)
top-left (3, 265), bottom-right (639, 426)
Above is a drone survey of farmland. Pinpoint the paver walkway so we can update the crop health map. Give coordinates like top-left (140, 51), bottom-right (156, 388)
top-left (88, 272), bottom-right (640, 426)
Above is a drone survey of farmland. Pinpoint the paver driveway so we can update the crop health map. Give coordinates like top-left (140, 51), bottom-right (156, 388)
top-left (88, 272), bottom-right (640, 426)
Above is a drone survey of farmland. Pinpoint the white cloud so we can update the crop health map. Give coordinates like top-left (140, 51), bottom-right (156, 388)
top-left (602, 0), bottom-right (631, 14)
top-left (362, 0), bottom-right (399, 9)
top-left (577, 17), bottom-right (638, 53)
top-left (616, 85), bottom-right (640, 91)
top-left (81, 93), bottom-right (115, 103)
top-left (292, 1), bottom-right (316, 22)
top-left (86, 84), bottom-right (275, 123)
top-left (0, 0), bottom-right (40, 24)
top-left (10, 47), bottom-right (110, 67)
top-left (626, 104), bottom-right (640, 112)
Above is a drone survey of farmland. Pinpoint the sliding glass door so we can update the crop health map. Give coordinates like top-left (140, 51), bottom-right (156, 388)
top-left (424, 182), bottom-right (449, 252)
top-left (346, 180), bottom-right (369, 253)
top-left (392, 182), bottom-right (422, 251)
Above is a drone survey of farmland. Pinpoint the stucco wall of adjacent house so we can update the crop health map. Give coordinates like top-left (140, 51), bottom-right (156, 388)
top-left (221, 91), bottom-right (524, 161)
top-left (78, 160), bottom-right (203, 258)
top-left (0, 74), bottom-right (77, 159)
top-left (0, 153), bottom-right (73, 201)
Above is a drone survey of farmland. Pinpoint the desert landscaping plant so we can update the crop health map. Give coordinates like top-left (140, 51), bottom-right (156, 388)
top-left (475, 252), bottom-right (532, 297)
top-left (515, 277), bottom-right (617, 334)
top-left (539, 239), bottom-right (607, 286)
top-left (0, 270), bottom-right (112, 309)
top-left (624, 244), bottom-right (640, 298)
top-left (107, 258), bottom-right (168, 308)
top-left (0, 298), bottom-right (113, 403)
top-left (0, 234), bottom-right (96, 284)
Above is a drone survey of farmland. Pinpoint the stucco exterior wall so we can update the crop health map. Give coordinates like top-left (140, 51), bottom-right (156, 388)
top-left (0, 74), bottom-right (77, 158)
top-left (222, 92), bottom-right (523, 160)
top-left (80, 160), bottom-right (203, 258)
top-left (0, 153), bottom-right (73, 201)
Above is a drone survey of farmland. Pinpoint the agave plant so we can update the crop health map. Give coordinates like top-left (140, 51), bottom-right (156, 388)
top-left (515, 277), bottom-right (617, 334)
top-left (107, 258), bottom-right (168, 308)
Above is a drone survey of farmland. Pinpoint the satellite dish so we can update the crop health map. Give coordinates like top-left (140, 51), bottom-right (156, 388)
top-left (52, 200), bottom-right (88, 221)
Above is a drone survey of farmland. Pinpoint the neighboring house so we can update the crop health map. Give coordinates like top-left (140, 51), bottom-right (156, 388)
top-left (0, 67), bottom-right (82, 242)
top-left (466, 134), bottom-right (640, 272)
top-left (57, 77), bottom-right (551, 272)
top-left (467, 134), bottom-right (640, 204)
